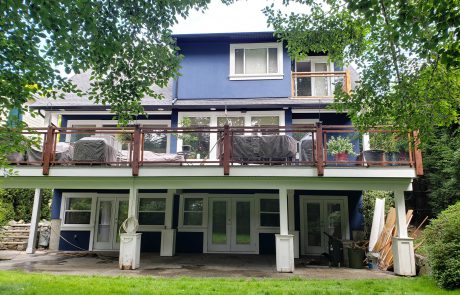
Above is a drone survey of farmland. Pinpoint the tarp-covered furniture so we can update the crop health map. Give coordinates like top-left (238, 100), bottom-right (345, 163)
top-left (72, 137), bottom-right (117, 164)
top-left (299, 133), bottom-right (314, 163)
top-left (27, 142), bottom-right (74, 165)
top-left (232, 135), bottom-right (297, 163)
top-left (119, 150), bottom-right (184, 165)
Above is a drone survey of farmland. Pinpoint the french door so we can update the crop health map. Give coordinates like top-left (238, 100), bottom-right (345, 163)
top-left (295, 59), bottom-right (331, 97)
top-left (94, 197), bottom-right (129, 250)
top-left (301, 197), bottom-right (348, 255)
top-left (208, 198), bottom-right (256, 253)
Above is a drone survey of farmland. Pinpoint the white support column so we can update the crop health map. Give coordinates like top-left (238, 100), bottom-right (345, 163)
top-left (287, 190), bottom-right (299, 258)
top-left (275, 188), bottom-right (294, 272)
top-left (120, 186), bottom-right (142, 270)
top-left (161, 189), bottom-right (176, 256)
top-left (26, 189), bottom-right (42, 254)
top-left (392, 189), bottom-right (416, 276)
top-left (128, 186), bottom-right (139, 219)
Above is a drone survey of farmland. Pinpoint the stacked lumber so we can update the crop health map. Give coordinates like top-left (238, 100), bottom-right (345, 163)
top-left (370, 208), bottom-right (414, 270)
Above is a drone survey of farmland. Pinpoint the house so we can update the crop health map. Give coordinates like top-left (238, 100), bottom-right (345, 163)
top-left (2, 32), bottom-right (421, 275)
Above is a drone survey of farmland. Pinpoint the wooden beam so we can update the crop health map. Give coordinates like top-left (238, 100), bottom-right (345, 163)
top-left (42, 126), bottom-right (55, 175)
top-left (413, 131), bottom-right (424, 176)
top-left (132, 125), bottom-right (141, 176)
top-left (315, 122), bottom-right (324, 176)
top-left (223, 124), bottom-right (230, 176)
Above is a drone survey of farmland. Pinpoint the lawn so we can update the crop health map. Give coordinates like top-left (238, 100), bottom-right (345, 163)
top-left (0, 271), bottom-right (459, 295)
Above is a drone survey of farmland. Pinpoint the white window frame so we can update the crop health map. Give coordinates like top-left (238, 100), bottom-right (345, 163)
top-left (177, 111), bottom-right (285, 160)
top-left (294, 56), bottom-right (335, 97)
top-left (137, 193), bottom-right (168, 231)
top-left (178, 194), bottom-right (208, 231)
top-left (60, 193), bottom-right (96, 229)
top-left (254, 194), bottom-right (280, 232)
top-left (65, 119), bottom-right (171, 153)
top-left (229, 42), bottom-right (284, 80)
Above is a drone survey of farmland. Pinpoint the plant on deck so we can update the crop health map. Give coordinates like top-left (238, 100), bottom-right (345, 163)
top-left (327, 136), bottom-right (357, 156)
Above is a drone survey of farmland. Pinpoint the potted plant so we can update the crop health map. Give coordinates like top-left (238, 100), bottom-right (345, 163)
top-left (327, 136), bottom-right (356, 162)
top-left (367, 132), bottom-right (407, 165)
top-left (365, 133), bottom-right (386, 165)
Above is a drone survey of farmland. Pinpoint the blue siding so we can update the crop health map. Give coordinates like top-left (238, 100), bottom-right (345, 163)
top-left (176, 41), bottom-right (292, 99)
top-left (176, 232), bottom-right (203, 253)
top-left (139, 231), bottom-right (162, 252)
top-left (51, 190), bottom-right (62, 219)
top-left (259, 233), bottom-right (276, 254)
top-left (59, 231), bottom-right (90, 251)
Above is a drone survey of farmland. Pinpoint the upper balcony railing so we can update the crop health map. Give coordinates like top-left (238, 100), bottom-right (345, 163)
top-left (291, 71), bottom-right (351, 98)
top-left (6, 124), bottom-right (423, 177)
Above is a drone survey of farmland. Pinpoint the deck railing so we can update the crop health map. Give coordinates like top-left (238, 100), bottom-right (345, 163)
top-left (7, 124), bottom-right (423, 177)
top-left (291, 71), bottom-right (351, 98)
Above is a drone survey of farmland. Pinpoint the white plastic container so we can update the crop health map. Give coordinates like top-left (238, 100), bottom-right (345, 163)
top-left (119, 233), bottom-right (142, 270)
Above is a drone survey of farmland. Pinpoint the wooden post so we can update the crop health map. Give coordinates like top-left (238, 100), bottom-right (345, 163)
top-left (315, 122), bottom-right (324, 176)
top-left (413, 131), bottom-right (424, 176)
top-left (223, 124), bottom-right (230, 176)
top-left (345, 70), bottom-right (352, 93)
top-left (132, 125), bottom-right (141, 176)
top-left (42, 125), bottom-right (55, 175)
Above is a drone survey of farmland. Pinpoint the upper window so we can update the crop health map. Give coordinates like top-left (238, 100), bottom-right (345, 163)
top-left (64, 197), bottom-right (92, 224)
top-left (229, 43), bottom-right (283, 80)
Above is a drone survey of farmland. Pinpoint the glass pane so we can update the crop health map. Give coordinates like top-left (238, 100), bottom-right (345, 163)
top-left (184, 212), bottom-right (203, 226)
top-left (182, 117), bottom-right (210, 160)
top-left (139, 212), bottom-right (165, 225)
top-left (245, 48), bottom-right (267, 74)
top-left (116, 200), bottom-right (129, 242)
top-left (217, 117), bottom-right (245, 127)
top-left (250, 116), bottom-right (279, 127)
top-left (297, 77), bottom-right (312, 96)
top-left (184, 198), bottom-right (203, 212)
top-left (144, 125), bottom-right (167, 153)
top-left (296, 61), bottom-right (311, 72)
top-left (260, 199), bottom-right (279, 213)
top-left (65, 212), bottom-right (91, 224)
top-left (268, 48), bottom-right (278, 73)
top-left (307, 202), bottom-right (322, 247)
top-left (212, 201), bottom-right (227, 244)
top-left (67, 198), bottom-right (92, 210)
top-left (314, 63), bottom-right (328, 96)
top-left (97, 201), bottom-right (112, 242)
top-left (326, 202), bottom-right (342, 239)
top-left (139, 198), bottom-right (166, 211)
top-left (260, 213), bottom-right (280, 227)
top-left (70, 125), bottom-right (96, 142)
top-left (236, 201), bottom-right (251, 244)
top-left (235, 49), bottom-right (244, 74)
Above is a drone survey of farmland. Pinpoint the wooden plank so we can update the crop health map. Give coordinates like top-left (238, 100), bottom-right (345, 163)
top-left (372, 208), bottom-right (396, 252)
top-left (315, 122), bottom-right (324, 176)
top-left (413, 131), bottom-right (424, 176)
top-left (131, 126), bottom-right (141, 176)
top-left (223, 125), bottom-right (230, 176)
top-left (42, 126), bottom-right (55, 175)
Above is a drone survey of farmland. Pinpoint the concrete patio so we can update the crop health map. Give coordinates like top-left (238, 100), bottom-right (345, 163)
top-left (0, 250), bottom-right (396, 279)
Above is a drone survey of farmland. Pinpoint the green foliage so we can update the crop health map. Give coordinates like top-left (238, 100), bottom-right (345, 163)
top-left (423, 127), bottom-right (460, 215)
top-left (265, 0), bottom-right (460, 142)
top-left (0, 189), bottom-right (52, 224)
top-left (422, 201), bottom-right (460, 290)
top-left (326, 136), bottom-right (356, 156)
top-left (0, 0), bottom-right (217, 168)
top-left (369, 132), bottom-right (405, 152)
top-left (361, 191), bottom-right (394, 238)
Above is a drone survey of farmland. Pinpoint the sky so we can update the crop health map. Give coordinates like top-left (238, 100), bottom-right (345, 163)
top-left (172, 0), bottom-right (307, 34)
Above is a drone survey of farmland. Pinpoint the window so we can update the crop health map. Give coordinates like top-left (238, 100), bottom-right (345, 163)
top-left (294, 57), bottom-right (333, 97)
top-left (143, 125), bottom-right (168, 153)
top-left (70, 125), bottom-right (96, 142)
top-left (138, 198), bottom-right (166, 225)
top-left (64, 197), bottom-right (92, 224)
top-left (230, 43), bottom-right (283, 80)
top-left (181, 117), bottom-right (210, 159)
top-left (183, 198), bottom-right (204, 226)
top-left (260, 199), bottom-right (279, 227)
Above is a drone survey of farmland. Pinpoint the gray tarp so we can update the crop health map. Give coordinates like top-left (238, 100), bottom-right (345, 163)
top-left (119, 150), bottom-right (184, 165)
top-left (27, 142), bottom-right (73, 164)
top-left (299, 134), bottom-right (314, 162)
top-left (72, 137), bottom-right (117, 163)
top-left (232, 135), bottom-right (297, 162)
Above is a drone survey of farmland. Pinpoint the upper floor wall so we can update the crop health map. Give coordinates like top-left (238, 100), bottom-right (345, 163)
top-left (175, 32), bottom-right (292, 99)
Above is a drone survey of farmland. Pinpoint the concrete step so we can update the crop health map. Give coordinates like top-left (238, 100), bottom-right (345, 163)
top-left (0, 230), bottom-right (30, 234)
top-left (0, 235), bottom-right (29, 239)
top-left (0, 241), bottom-right (27, 245)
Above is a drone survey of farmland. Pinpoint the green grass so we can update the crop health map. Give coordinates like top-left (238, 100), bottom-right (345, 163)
top-left (0, 271), bottom-right (459, 294)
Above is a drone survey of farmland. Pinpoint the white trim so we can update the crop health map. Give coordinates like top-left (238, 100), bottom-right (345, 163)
top-left (229, 42), bottom-right (283, 80)
top-left (291, 109), bottom-right (343, 114)
top-left (299, 195), bottom-right (350, 255)
top-left (137, 193), bottom-right (169, 231)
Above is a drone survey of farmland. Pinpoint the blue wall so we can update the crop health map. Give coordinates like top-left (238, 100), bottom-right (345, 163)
top-left (176, 41), bottom-right (292, 99)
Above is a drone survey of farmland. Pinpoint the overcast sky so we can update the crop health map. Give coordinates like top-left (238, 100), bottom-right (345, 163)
top-left (172, 0), bottom-right (307, 34)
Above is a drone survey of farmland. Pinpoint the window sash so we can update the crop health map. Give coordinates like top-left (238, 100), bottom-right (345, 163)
top-left (64, 197), bottom-right (93, 225)
top-left (182, 197), bottom-right (204, 226)
top-left (234, 48), bottom-right (278, 75)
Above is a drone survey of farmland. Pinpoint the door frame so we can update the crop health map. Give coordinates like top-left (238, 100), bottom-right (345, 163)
top-left (93, 195), bottom-right (129, 251)
top-left (206, 196), bottom-right (258, 254)
top-left (299, 195), bottom-right (350, 256)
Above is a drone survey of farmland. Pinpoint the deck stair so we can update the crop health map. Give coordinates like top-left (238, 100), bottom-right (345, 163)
top-left (0, 223), bottom-right (30, 250)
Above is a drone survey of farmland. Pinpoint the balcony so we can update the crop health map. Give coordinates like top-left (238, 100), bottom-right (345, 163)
top-left (291, 71), bottom-right (351, 98)
top-left (6, 125), bottom-right (423, 178)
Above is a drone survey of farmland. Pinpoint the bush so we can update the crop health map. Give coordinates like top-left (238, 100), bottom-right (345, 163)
top-left (361, 190), bottom-right (394, 239)
top-left (0, 189), bottom-right (52, 225)
top-left (423, 201), bottom-right (460, 290)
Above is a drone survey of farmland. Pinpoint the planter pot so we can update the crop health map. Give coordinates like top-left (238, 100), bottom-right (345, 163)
top-left (384, 152), bottom-right (400, 166)
top-left (335, 152), bottom-right (349, 162)
top-left (363, 149), bottom-right (384, 166)
top-left (348, 248), bottom-right (365, 269)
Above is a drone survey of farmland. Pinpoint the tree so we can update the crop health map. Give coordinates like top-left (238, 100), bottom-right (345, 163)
top-left (1, 0), bottom-right (220, 168)
top-left (264, 0), bottom-right (460, 142)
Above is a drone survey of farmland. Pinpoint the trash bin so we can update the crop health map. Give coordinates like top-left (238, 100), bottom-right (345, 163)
top-left (119, 233), bottom-right (142, 270)
top-left (323, 232), bottom-right (343, 267)
top-left (348, 248), bottom-right (365, 269)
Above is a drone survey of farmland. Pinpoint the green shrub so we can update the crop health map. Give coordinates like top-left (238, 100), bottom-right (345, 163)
top-left (0, 189), bottom-right (52, 223)
top-left (361, 190), bottom-right (394, 239)
top-left (423, 201), bottom-right (460, 290)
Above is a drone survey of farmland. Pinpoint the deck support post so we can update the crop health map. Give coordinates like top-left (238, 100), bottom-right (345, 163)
top-left (392, 189), bottom-right (416, 276)
top-left (287, 189), bottom-right (299, 258)
top-left (26, 188), bottom-right (42, 254)
top-left (276, 188), bottom-right (294, 272)
top-left (120, 185), bottom-right (141, 270)
top-left (161, 189), bottom-right (176, 256)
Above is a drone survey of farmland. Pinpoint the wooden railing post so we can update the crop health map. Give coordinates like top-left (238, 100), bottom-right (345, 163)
top-left (42, 125), bottom-right (55, 175)
top-left (413, 131), bottom-right (424, 176)
top-left (315, 122), bottom-right (324, 176)
top-left (223, 124), bottom-right (230, 176)
top-left (132, 125), bottom-right (141, 176)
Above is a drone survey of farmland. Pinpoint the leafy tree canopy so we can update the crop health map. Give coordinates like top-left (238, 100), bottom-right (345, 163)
top-left (265, 0), bottom-right (460, 141)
